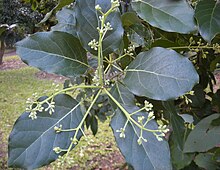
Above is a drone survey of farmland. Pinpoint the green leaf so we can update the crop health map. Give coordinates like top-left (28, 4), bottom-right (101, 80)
top-left (194, 153), bottom-right (219, 170)
top-left (16, 31), bottom-right (89, 78)
top-left (184, 114), bottom-right (220, 153)
top-left (110, 84), bottom-right (171, 169)
top-left (75, 0), bottom-right (124, 55)
top-left (163, 101), bottom-right (194, 169)
top-left (121, 12), bottom-right (141, 27)
top-left (163, 101), bottom-right (185, 148)
top-left (8, 94), bottom-right (83, 169)
top-left (38, 0), bottom-right (73, 25)
top-left (124, 47), bottom-right (199, 101)
top-left (111, 106), bottom-right (172, 170)
top-left (127, 23), bottom-right (151, 47)
top-left (52, 7), bottom-right (77, 37)
top-left (110, 82), bottom-right (136, 109)
top-left (132, 0), bottom-right (196, 34)
top-left (195, 0), bottom-right (220, 42)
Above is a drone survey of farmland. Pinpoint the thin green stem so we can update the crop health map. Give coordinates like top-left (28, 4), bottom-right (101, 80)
top-left (130, 107), bottom-right (146, 116)
top-left (169, 46), bottom-right (215, 50)
top-left (65, 89), bottom-right (102, 159)
top-left (104, 88), bottom-right (160, 133)
top-left (39, 85), bottom-right (99, 105)
top-left (104, 64), bottom-right (111, 74)
top-left (112, 64), bottom-right (123, 72)
top-left (112, 53), bottom-right (133, 63)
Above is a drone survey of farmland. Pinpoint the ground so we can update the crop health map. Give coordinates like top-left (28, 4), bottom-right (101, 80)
top-left (0, 50), bottom-right (127, 170)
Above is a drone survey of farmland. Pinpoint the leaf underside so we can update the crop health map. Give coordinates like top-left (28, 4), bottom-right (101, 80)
top-left (8, 94), bottom-right (83, 169)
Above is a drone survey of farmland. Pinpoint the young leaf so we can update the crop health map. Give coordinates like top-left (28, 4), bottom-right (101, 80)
top-left (75, 0), bottom-right (124, 55)
top-left (195, 0), bottom-right (220, 42)
top-left (16, 31), bottom-right (89, 78)
top-left (8, 94), bottom-right (83, 169)
top-left (184, 114), bottom-right (220, 153)
top-left (111, 106), bottom-right (172, 170)
top-left (132, 0), bottom-right (197, 34)
top-left (52, 7), bottom-right (77, 37)
top-left (123, 47), bottom-right (199, 101)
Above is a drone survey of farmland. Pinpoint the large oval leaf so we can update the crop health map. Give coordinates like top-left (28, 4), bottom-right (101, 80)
top-left (195, 0), bottom-right (220, 42)
top-left (75, 0), bottom-right (124, 55)
top-left (184, 114), bottom-right (220, 153)
top-left (8, 94), bottom-right (83, 169)
top-left (132, 0), bottom-right (197, 34)
top-left (16, 31), bottom-right (89, 78)
top-left (52, 7), bottom-right (77, 37)
top-left (110, 83), bottom-right (171, 169)
top-left (123, 47), bottom-right (199, 101)
top-left (111, 106), bottom-right (172, 170)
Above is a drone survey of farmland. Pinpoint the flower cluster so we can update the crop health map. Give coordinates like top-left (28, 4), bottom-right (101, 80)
top-left (180, 90), bottom-right (194, 104)
top-left (154, 125), bottom-right (169, 141)
top-left (25, 92), bottom-right (56, 120)
top-left (92, 69), bottom-right (100, 86)
top-left (54, 124), bottom-right (63, 133)
top-left (45, 100), bottom-right (55, 115)
top-left (88, 39), bottom-right (99, 50)
top-left (111, 0), bottom-right (120, 9)
top-left (116, 127), bottom-right (126, 138)
top-left (124, 44), bottom-right (135, 56)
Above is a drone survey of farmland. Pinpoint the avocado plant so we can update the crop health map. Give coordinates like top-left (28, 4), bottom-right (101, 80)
top-left (8, 0), bottom-right (220, 169)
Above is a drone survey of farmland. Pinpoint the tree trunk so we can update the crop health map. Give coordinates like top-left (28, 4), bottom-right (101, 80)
top-left (0, 40), bottom-right (5, 65)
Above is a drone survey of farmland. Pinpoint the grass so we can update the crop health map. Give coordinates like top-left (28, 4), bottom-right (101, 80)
top-left (0, 56), bottom-right (123, 169)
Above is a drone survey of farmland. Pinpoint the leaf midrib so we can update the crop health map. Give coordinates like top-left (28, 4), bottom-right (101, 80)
top-left (18, 46), bottom-right (90, 68)
top-left (12, 102), bottom-right (81, 165)
top-left (134, 0), bottom-right (191, 28)
top-left (126, 69), bottom-right (190, 82)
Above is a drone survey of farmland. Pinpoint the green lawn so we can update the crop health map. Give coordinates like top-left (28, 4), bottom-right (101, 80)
top-left (0, 56), bottom-right (123, 169)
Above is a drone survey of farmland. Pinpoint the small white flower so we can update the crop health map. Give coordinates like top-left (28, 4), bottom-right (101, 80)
top-left (95, 4), bottom-right (102, 11)
top-left (88, 39), bottom-right (99, 50)
top-left (138, 116), bottom-right (145, 123)
top-left (45, 101), bottom-right (55, 115)
top-left (104, 22), bottom-right (113, 31)
top-left (116, 128), bottom-right (126, 138)
top-left (53, 147), bottom-right (61, 154)
top-left (29, 110), bottom-right (37, 120)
